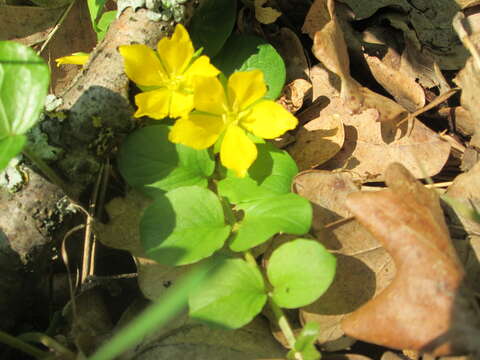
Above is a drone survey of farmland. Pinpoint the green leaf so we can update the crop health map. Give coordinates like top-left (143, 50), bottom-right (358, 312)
top-left (218, 143), bottom-right (298, 204)
top-left (230, 194), bottom-right (312, 252)
top-left (87, 0), bottom-right (107, 31)
top-left (0, 135), bottom-right (26, 172)
top-left (96, 10), bottom-right (116, 41)
top-left (0, 41), bottom-right (49, 136)
top-left (189, 0), bottom-right (236, 57)
top-left (189, 258), bottom-right (267, 329)
top-left (117, 125), bottom-right (215, 195)
top-left (287, 322), bottom-right (321, 360)
top-left (141, 186), bottom-right (231, 266)
top-left (213, 34), bottom-right (286, 99)
top-left (267, 239), bottom-right (336, 308)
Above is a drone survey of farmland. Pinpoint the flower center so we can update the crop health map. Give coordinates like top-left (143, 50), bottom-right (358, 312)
top-left (165, 75), bottom-right (184, 91)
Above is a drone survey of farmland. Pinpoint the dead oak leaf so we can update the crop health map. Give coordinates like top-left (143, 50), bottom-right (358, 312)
top-left (342, 163), bottom-right (479, 356)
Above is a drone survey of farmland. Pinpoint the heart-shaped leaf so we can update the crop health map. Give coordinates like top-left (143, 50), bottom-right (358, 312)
top-left (117, 125), bottom-right (215, 195)
top-left (230, 194), bottom-right (312, 252)
top-left (267, 239), bottom-right (336, 308)
top-left (189, 257), bottom-right (267, 329)
top-left (0, 41), bottom-right (49, 136)
top-left (213, 34), bottom-right (286, 99)
top-left (141, 186), bottom-right (231, 266)
top-left (189, 0), bottom-right (236, 57)
top-left (218, 143), bottom-right (298, 204)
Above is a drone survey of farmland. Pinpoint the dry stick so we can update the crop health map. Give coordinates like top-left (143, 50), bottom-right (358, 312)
top-left (37, 0), bottom-right (77, 56)
top-left (453, 12), bottom-right (480, 70)
top-left (397, 88), bottom-right (460, 128)
top-left (81, 163), bottom-right (104, 284)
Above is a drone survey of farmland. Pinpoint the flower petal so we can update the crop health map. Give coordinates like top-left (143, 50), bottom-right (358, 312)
top-left (184, 55), bottom-right (220, 83)
top-left (119, 44), bottom-right (166, 86)
top-left (169, 114), bottom-right (224, 149)
top-left (242, 100), bottom-right (298, 139)
top-left (134, 88), bottom-right (171, 119)
top-left (227, 70), bottom-right (267, 111)
top-left (194, 76), bottom-right (227, 115)
top-left (169, 90), bottom-right (194, 118)
top-left (55, 53), bottom-right (89, 66)
top-left (157, 24), bottom-right (194, 75)
top-left (220, 125), bottom-right (257, 177)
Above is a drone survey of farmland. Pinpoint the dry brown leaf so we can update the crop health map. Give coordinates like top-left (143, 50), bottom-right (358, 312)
top-left (288, 103), bottom-right (345, 170)
top-left (254, 0), bottom-right (282, 24)
top-left (438, 107), bottom-right (476, 138)
top-left (342, 163), bottom-right (480, 356)
top-left (293, 171), bottom-right (395, 349)
top-left (364, 54), bottom-right (425, 112)
top-left (96, 192), bottom-right (188, 300)
top-left (302, 0), bottom-right (331, 38)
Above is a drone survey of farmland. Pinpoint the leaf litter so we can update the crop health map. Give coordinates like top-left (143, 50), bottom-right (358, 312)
top-left (3, 0), bottom-right (480, 359)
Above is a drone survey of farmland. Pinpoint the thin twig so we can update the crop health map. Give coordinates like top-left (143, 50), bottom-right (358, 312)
top-left (37, 0), bottom-right (77, 56)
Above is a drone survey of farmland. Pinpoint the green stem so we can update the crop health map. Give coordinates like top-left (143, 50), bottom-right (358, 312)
top-left (268, 296), bottom-right (297, 350)
top-left (19, 332), bottom-right (75, 359)
top-left (0, 330), bottom-right (49, 359)
top-left (243, 251), bottom-right (298, 351)
top-left (22, 146), bottom-right (72, 198)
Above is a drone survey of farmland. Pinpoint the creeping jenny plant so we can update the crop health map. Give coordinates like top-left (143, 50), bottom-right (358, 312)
top-left (119, 24), bottom-right (219, 119)
top-left (115, 20), bottom-right (335, 360)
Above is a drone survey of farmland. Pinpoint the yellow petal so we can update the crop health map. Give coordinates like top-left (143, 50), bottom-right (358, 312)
top-left (227, 70), bottom-right (267, 111)
top-left (169, 90), bottom-right (194, 118)
top-left (134, 88), bottom-right (171, 119)
top-left (184, 55), bottom-right (220, 83)
top-left (169, 114), bottom-right (224, 149)
top-left (119, 44), bottom-right (166, 86)
top-left (193, 76), bottom-right (227, 115)
top-left (220, 125), bottom-right (257, 177)
top-left (55, 53), bottom-right (89, 67)
top-left (242, 100), bottom-right (298, 139)
top-left (157, 24), bottom-right (194, 75)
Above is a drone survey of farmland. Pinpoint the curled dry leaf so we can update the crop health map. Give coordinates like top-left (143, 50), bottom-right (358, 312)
top-left (293, 171), bottom-right (395, 349)
top-left (342, 163), bottom-right (480, 356)
top-left (254, 0), bottom-right (282, 24)
top-left (277, 79), bottom-right (312, 114)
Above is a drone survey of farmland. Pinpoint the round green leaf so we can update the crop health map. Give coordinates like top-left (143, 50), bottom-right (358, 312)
top-left (117, 125), bottom-right (215, 195)
top-left (189, 258), bottom-right (267, 329)
top-left (267, 239), bottom-right (336, 309)
top-left (141, 186), bottom-right (231, 266)
top-left (230, 193), bottom-right (312, 252)
top-left (218, 143), bottom-right (298, 204)
top-left (189, 0), bottom-right (236, 57)
top-left (213, 34), bottom-right (286, 99)
top-left (0, 41), bottom-right (49, 136)
top-left (0, 135), bottom-right (26, 172)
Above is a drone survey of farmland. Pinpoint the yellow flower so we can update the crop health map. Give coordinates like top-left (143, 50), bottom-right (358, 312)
top-left (55, 52), bottom-right (89, 67)
top-left (169, 70), bottom-right (298, 177)
top-left (118, 24), bottom-right (220, 119)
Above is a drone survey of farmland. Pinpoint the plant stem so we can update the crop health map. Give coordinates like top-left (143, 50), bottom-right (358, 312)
top-left (243, 251), bottom-right (298, 351)
top-left (268, 296), bottom-right (297, 350)
top-left (19, 332), bottom-right (76, 359)
top-left (0, 330), bottom-right (49, 359)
